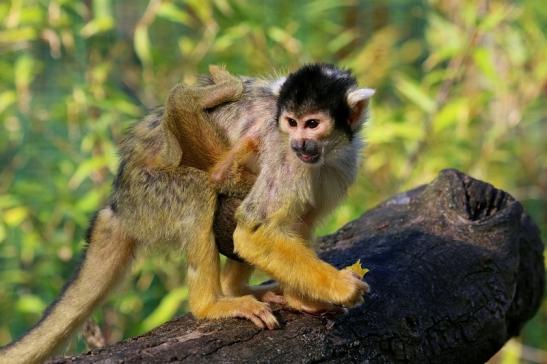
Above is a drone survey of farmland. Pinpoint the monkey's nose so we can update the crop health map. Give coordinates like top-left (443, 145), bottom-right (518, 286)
top-left (291, 139), bottom-right (321, 164)
top-left (291, 139), bottom-right (319, 154)
top-left (291, 139), bottom-right (305, 153)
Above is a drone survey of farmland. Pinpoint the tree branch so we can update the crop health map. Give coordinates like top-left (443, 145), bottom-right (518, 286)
top-left (49, 169), bottom-right (544, 364)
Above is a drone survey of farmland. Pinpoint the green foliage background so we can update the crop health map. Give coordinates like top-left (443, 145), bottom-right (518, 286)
top-left (0, 0), bottom-right (545, 359)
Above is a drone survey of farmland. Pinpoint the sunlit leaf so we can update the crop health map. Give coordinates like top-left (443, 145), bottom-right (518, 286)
top-left (0, 91), bottom-right (16, 114)
top-left (0, 27), bottom-right (37, 43)
top-left (157, 3), bottom-right (191, 25)
top-left (0, 0), bottom-right (545, 353)
top-left (3, 207), bottom-right (28, 226)
top-left (268, 27), bottom-right (301, 54)
top-left (186, 0), bottom-right (213, 23)
top-left (327, 30), bottom-right (357, 54)
top-left (134, 26), bottom-right (151, 65)
top-left (80, 17), bottom-right (114, 38)
top-left (212, 0), bottom-right (232, 16)
top-left (68, 157), bottom-right (109, 189)
top-left (433, 98), bottom-right (469, 134)
top-left (395, 76), bottom-right (435, 113)
top-left (473, 48), bottom-right (498, 84)
top-left (345, 259), bottom-right (369, 279)
top-left (14, 55), bottom-right (35, 90)
top-left (0, 223), bottom-right (6, 243)
top-left (137, 287), bottom-right (188, 334)
top-left (16, 295), bottom-right (46, 315)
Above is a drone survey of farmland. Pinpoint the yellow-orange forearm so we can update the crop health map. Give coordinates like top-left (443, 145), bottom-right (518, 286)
top-left (234, 223), bottom-right (364, 306)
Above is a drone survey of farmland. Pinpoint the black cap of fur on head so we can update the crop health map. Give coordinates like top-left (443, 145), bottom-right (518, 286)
top-left (276, 63), bottom-right (358, 137)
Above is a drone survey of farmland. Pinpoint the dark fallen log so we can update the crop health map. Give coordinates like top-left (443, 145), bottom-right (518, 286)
top-left (49, 169), bottom-right (544, 364)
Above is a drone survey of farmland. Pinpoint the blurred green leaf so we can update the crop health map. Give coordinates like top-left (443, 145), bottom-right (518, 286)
top-left (0, 0), bottom-right (545, 356)
top-left (395, 75), bottom-right (435, 113)
top-left (3, 207), bottom-right (28, 226)
top-left (16, 295), bottom-right (46, 315)
top-left (134, 25), bottom-right (151, 65)
top-left (0, 27), bottom-right (37, 43)
top-left (137, 287), bottom-right (188, 334)
top-left (157, 3), bottom-right (191, 25)
top-left (80, 17), bottom-right (113, 38)
top-left (0, 91), bottom-right (16, 114)
top-left (14, 55), bottom-right (35, 89)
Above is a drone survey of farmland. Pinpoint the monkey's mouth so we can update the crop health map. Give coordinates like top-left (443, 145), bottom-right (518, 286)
top-left (296, 152), bottom-right (321, 164)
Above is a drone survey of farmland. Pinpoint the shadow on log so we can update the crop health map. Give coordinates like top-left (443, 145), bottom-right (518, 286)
top-left (50, 169), bottom-right (544, 364)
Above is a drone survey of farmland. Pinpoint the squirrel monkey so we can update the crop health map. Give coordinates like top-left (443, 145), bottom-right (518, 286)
top-left (211, 64), bottom-right (374, 314)
top-left (0, 66), bottom-right (271, 364)
top-left (0, 64), bottom-right (373, 363)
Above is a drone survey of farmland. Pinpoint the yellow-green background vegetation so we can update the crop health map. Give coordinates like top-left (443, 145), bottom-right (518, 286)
top-left (0, 0), bottom-right (545, 360)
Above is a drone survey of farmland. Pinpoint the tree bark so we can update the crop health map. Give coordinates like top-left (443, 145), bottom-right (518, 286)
top-left (49, 169), bottom-right (544, 364)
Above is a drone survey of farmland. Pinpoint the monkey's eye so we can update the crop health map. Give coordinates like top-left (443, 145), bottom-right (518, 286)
top-left (287, 118), bottom-right (297, 128)
top-left (305, 119), bottom-right (319, 129)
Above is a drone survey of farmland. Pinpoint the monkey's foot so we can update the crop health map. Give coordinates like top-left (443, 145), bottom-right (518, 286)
top-left (260, 291), bottom-right (286, 305)
top-left (198, 295), bottom-right (279, 330)
top-left (209, 65), bottom-right (239, 85)
top-left (327, 270), bottom-right (369, 307)
top-left (231, 295), bottom-right (279, 330)
top-left (224, 281), bottom-right (285, 305)
top-left (246, 283), bottom-right (286, 305)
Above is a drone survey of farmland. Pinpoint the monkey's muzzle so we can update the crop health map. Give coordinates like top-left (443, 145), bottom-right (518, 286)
top-left (291, 139), bottom-right (321, 164)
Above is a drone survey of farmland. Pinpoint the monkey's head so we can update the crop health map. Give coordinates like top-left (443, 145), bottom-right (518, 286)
top-left (275, 64), bottom-right (374, 165)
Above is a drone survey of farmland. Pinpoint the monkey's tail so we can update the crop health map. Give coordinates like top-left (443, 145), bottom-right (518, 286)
top-left (0, 207), bottom-right (135, 364)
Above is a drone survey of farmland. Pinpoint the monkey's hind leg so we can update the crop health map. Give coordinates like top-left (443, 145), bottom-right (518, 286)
top-left (186, 221), bottom-right (279, 330)
top-left (0, 207), bottom-right (135, 364)
top-left (221, 259), bottom-right (285, 305)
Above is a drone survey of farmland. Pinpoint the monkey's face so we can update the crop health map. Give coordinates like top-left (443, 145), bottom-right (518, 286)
top-left (279, 110), bottom-right (334, 164)
top-left (275, 63), bottom-right (376, 166)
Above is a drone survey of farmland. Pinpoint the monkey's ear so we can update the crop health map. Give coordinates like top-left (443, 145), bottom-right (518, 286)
top-left (271, 77), bottom-right (287, 96)
top-left (347, 88), bottom-right (375, 129)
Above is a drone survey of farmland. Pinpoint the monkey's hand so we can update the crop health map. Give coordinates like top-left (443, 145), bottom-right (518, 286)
top-left (283, 270), bottom-right (368, 313)
top-left (329, 269), bottom-right (370, 307)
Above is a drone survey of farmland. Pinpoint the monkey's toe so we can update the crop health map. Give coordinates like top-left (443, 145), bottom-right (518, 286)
top-left (235, 296), bottom-right (279, 330)
top-left (260, 291), bottom-right (287, 305)
top-left (209, 65), bottom-right (237, 84)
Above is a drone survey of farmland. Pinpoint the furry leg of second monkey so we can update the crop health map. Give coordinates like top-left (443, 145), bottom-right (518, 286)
top-left (221, 259), bottom-right (286, 305)
top-left (186, 228), bottom-right (279, 330)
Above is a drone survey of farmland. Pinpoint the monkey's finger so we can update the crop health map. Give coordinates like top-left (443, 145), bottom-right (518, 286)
top-left (361, 281), bottom-right (370, 294)
top-left (345, 295), bottom-right (364, 308)
top-left (348, 272), bottom-right (370, 293)
top-left (353, 278), bottom-right (370, 294)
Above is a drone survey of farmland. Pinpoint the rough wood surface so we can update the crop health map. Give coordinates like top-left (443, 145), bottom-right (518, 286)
top-left (49, 169), bottom-right (544, 364)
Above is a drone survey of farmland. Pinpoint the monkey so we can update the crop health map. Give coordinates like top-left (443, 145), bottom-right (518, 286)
top-left (0, 65), bottom-right (276, 364)
top-left (210, 64), bottom-right (374, 314)
top-left (0, 64), bottom-right (373, 364)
